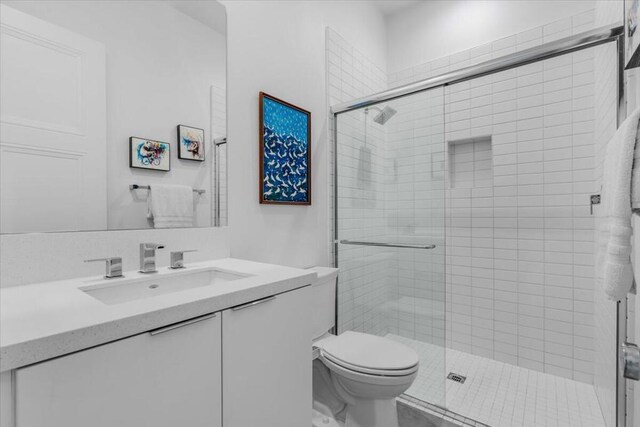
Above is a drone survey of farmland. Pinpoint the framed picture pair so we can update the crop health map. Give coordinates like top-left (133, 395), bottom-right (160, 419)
top-left (129, 125), bottom-right (205, 172)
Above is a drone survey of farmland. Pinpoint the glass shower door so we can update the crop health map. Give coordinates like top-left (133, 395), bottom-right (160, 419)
top-left (334, 86), bottom-right (446, 407)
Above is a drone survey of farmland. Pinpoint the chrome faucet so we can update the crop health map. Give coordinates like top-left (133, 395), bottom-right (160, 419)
top-left (170, 250), bottom-right (197, 269)
top-left (139, 243), bottom-right (164, 273)
top-left (85, 257), bottom-right (123, 278)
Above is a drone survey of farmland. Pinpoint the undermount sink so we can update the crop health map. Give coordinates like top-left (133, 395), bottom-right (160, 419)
top-left (80, 269), bottom-right (249, 305)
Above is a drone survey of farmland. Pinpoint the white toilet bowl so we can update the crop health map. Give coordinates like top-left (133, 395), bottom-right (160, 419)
top-left (313, 331), bottom-right (419, 427)
top-left (308, 267), bottom-right (419, 427)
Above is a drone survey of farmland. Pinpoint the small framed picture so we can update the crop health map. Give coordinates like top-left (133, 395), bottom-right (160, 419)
top-left (177, 125), bottom-right (205, 161)
top-left (129, 137), bottom-right (170, 171)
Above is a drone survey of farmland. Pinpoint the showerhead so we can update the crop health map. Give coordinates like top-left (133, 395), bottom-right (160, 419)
top-left (366, 105), bottom-right (397, 125)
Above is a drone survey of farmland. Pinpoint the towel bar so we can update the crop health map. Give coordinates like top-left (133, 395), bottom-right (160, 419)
top-left (129, 184), bottom-right (205, 195)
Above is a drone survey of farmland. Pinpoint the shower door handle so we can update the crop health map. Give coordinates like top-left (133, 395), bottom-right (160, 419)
top-left (338, 240), bottom-right (436, 250)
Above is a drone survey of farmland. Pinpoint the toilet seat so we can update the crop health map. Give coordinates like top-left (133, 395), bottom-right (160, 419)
top-left (322, 352), bottom-right (419, 377)
top-left (314, 331), bottom-right (419, 378)
top-left (320, 354), bottom-right (418, 387)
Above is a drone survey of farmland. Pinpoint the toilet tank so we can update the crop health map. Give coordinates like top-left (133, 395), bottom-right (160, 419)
top-left (307, 266), bottom-right (339, 340)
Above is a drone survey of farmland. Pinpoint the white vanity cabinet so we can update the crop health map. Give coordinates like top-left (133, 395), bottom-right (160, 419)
top-left (222, 287), bottom-right (311, 427)
top-left (3, 285), bottom-right (313, 427)
top-left (14, 313), bottom-right (222, 427)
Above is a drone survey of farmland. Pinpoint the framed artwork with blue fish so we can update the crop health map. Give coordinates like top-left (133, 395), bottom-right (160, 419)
top-left (129, 137), bottom-right (170, 171)
top-left (177, 125), bottom-right (205, 161)
top-left (259, 92), bottom-right (311, 205)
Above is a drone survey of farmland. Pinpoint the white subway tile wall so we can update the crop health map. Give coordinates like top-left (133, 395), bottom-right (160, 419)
top-left (386, 10), bottom-right (607, 384)
top-left (329, 29), bottom-right (448, 406)
top-left (448, 137), bottom-right (493, 189)
top-left (383, 88), bottom-right (446, 347)
top-left (440, 47), bottom-right (598, 383)
top-left (388, 10), bottom-right (598, 88)
top-left (326, 28), bottom-right (390, 336)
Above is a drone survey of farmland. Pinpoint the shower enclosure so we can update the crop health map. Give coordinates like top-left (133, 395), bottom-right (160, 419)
top-left (335, 87), bottom-right (447, 407)
top-left (332, 24), bottom-right (633, 427)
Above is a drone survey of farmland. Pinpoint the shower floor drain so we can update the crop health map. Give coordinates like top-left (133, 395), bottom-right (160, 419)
top-left (447, 372), bottom-right (466, 384)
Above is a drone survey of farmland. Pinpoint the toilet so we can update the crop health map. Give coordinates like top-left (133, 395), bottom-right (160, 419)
top-left (309, 267), bottom-right (419, 427)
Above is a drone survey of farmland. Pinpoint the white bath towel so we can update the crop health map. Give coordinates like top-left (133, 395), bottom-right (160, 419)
top-left (147, 184), bottom-right (194, 228)
top-left (598, 107), bottom-right (640, 301)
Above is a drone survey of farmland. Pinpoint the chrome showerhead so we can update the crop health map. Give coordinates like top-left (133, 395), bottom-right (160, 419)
top-left (365, 105), bottom-right (397, 125)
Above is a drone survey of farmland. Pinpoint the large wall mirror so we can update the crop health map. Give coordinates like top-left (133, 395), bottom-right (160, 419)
top-left (0, 0), bottom-right (227, 233)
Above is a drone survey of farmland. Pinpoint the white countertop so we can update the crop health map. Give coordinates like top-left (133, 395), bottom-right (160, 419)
top-left (0, 258), bottom-right (316, 372)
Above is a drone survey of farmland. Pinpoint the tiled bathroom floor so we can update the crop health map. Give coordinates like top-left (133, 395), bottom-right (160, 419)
top-left (387, 334), bottom-right (606, 427)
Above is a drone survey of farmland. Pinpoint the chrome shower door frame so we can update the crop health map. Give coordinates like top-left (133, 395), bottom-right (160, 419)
top-left (332, 22), bottom-right (633, 427)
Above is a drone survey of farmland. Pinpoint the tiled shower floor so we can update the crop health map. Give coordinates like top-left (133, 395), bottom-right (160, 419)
top-left (387, 334), bottom-right (605, 427)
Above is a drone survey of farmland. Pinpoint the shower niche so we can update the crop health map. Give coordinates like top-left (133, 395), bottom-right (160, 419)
top-left (447, 136), bottom-right (493, 189)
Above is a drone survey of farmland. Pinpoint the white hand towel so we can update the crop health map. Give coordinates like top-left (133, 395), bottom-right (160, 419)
top-left (598, 107), bottom-right (640, 301)
top-left (147, 184), bottom-right (194, 228)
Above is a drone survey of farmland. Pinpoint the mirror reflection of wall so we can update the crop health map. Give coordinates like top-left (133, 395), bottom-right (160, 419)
top-left (0, 0), bottom-right (227, 233)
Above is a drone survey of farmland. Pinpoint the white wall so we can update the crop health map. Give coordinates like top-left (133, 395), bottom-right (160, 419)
top-left (4, 1), bottom-right (226, 230)
top-left (223, 0), bottom-right (387, 267)
top-left (330, 3), bottom-right (608, 384)
top-left (326, 28), bottom-right (391, 337)
top-left (0, 227), bottom-right (230, 288)
top-left (385, 7), bottom-right (604, 382)
top-left (386, 0), bottom-right (596, 74)
top-left (444, 46), bottom-right (600, 382)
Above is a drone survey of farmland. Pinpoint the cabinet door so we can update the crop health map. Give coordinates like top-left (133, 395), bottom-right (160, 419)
top-left (0, 372), bottom-right (12, 427)
top-left (15, 313), bottom-right (221, 427)
top-left (222, 287), bottom-right (311, 427)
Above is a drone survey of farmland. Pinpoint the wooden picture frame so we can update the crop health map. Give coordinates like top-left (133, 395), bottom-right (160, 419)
top-left (129, 137), bottom-right (170, 172)
top-left (259, 92), bottom-right (311, 205)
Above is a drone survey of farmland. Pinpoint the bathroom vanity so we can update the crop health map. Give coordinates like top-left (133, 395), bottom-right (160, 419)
top-left (0, 259), bottom-right (315, 427)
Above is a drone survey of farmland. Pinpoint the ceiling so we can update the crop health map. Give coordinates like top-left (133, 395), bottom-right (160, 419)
top-left (167, 0), bottom-right (226, 35)
top-left (168, 1), bottom-right (421, 31)
top-left (372, 0), bottom-right (423, 16)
